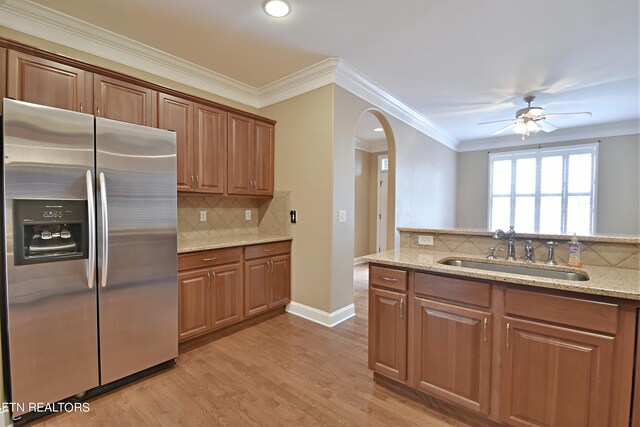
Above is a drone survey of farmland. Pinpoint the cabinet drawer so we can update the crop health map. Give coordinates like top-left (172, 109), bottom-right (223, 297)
top-left (178, 247), bottom-right (242, 271)
top-left (370, 265), bottom-right (408, 292)
top-left (505, 288), bottom-right (618, 334)
top-left (244, 241), bottom-right (291, 260)
top-left (414, 273), bottom-right (490, 308)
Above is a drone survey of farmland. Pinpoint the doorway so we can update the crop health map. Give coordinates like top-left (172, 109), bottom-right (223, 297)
top-left (376, 154), bottom-right (388, 252)
top-left (353, 110), bottom-right (394, 264)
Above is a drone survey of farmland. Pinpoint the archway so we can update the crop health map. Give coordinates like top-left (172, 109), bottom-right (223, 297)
top-left (353, 110), bottom-right (397, 265)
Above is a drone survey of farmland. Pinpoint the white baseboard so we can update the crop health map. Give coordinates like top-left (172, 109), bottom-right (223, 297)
top-left (353, 257), bottom-right (366, 265)
top-left (286, 302), bottom-right (356, 327)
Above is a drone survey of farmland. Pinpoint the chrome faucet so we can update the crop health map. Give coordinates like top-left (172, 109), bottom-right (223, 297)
top-left (545, 241), bottom-right (558, 265)
top-left (493, 226), bottom-right (517, 261)
top-left (523, 240), bottom-right (535, 263)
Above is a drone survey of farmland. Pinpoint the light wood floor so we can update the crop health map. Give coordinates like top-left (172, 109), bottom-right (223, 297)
top-left (34, 265), bottom-right (469, 426)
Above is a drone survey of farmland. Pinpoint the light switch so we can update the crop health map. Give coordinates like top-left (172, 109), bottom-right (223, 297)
top-left (200, 211), bottom-right (207, 222)
top-left (338, 210), bottom-right (347, 223)
top-left (245, 210), bottom-right (252, 220)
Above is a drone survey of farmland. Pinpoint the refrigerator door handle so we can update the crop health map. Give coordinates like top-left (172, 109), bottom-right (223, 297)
top-left (86, 170), bottom-right (96, 289)
top-left (99, 172), bottom-right (109, 288)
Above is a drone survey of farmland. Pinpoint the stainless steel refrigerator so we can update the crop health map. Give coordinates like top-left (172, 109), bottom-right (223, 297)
top-left (2, 99), bottom-right (178, 419)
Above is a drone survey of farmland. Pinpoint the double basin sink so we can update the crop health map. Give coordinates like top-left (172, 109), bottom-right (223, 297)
top-left (439, 258), bottom-right (589, 281)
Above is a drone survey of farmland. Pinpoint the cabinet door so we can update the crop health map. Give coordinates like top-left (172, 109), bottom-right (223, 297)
top-left (269, 254), bottom-right (290, 307)
top-left (412, 298), bottom-right (492, 414)
top-left (159, 93), bottom-right (194, 192)
top-left (94, 75), bottom-right (156, 126)
top-left (500, 317), bottom-right (615, 427)
top-left (244, 258), bottom-right (270, 317)
top-left (210, 263), bottom-right (243, 329)
top-left (252, 121), bottom-right (274, 196)
top-left (195, 103), bottom-right (227, 194)
top-left (0, 48), bottom-right (6, 115)
top-left (7, 50), bottom-right (91, 113)
top-left (368, 287), bottom-right (407, 381)
top-left (227, 113), bottom-right (254, 195)
top-left (178, 269), bottom-right (210, 341)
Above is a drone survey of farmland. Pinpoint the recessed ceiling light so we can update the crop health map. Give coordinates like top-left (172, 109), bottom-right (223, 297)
top-left (373, 127), bottom-right (383, 132)
top-left (264, 0), bottom-right (290, 17)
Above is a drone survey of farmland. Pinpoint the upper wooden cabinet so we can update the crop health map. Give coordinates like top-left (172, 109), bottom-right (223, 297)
top-left (7, 50), bottom-right (92, 113)
top-left (159, 93), bottom-right (194, 192)
top-left (194, 103), bottom-right (227, 194)
top-left (94, 74), bottom-right (156, 126)
top-left (228, 113), bottom-right (274, 196)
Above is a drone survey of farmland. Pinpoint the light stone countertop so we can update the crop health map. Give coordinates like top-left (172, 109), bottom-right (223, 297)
top-left (178, 234), bottom-right (292, 254)
top-left (398, 227), bottom-right (640, 244)
top-left (363, 247), bottom-right (640, 301)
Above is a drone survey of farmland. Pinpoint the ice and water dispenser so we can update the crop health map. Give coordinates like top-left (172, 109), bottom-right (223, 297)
top-left (13, 199), bottom-right (88, 265)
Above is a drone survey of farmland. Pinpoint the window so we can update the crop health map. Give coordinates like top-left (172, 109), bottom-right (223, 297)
top-left (488, 144), bottom-right (598, 234)
top-left (380, 155), bottom-right (389, 172)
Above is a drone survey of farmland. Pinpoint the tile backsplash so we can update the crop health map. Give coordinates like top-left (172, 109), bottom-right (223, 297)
top-left (400, 231), bottom-right (640, 270)
top-left (178, 191), bottom-right (290, 240)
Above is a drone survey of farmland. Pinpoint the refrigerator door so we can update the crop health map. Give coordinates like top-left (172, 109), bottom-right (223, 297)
top-left (2, 100), bottom-right (99, 416)
top-left (95, 118), bottom-right (178, 384)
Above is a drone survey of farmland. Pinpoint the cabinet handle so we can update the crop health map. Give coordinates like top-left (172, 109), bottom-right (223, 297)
top-left (207, 272), bottom-right (210, 287)
top-left (506, 322), bottom-right (511, 349)
top-left (378, 275), bottom-right (398, 282)
top-left (211, 271), bottom-right (216, 286)
top-left (97, 106), bottom-right (101, 116)
top-left (263, 249), bottom-right (274, 253)
top-left (191, 176), bottom-right (195, 188)
top-left (269, 259), bottom-right (273, 272)
top-left (400, 298), bottom-right (405, 319)
top-left (195, 175), bottom-right (199, 186)
top-left (483, 318), bottom-right (488, 343)
top-left (203, 257), bottom-right (217, 262)
top-left (80, 103), bottom-right (84, 113)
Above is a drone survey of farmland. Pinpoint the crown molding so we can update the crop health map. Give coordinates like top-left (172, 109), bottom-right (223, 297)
top-left (257, 57), bottom-right (339, 107)
top-left (334, 60), bottom-right (459, 151)
top-left (0, 0), bottom-right (459, 150)
top-left (457, 119), bottom-right (640, 152)
top-left (0, 0), bottom-right (260, 107)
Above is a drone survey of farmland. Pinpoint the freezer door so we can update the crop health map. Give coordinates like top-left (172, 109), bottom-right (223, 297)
top-left (95, 118), bottom-right (177, 384)
top-left (2, 100), bottom-right (99, 416)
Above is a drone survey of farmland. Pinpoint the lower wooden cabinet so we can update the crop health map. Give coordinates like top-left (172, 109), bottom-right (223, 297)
top-left (178, 268), bottom-right (210, 341)
top-left (244, 252), bottom-right (291, 318)
top-left (500, 317), bottom-right (614, 427)
top-left (368, 287), bottom-right (407, 381)
top-left (368, 265), bottom-right (637, 427)
top-left (209, 263), bottom-right (243, 329)
top-left (411, 298), bottom-right (492, 415)
top-left (179, 241), bottom-right (291, 342)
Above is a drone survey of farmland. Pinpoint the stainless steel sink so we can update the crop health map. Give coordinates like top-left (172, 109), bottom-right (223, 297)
top-left (439, 259), bottom-right (589, 281)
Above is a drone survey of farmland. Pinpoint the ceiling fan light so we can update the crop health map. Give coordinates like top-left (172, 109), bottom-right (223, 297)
top-left (526, 120), bottom-right (540, 133)
top-left (513, 122), bottom-right (526, 134)
top-left (528, 107), bottom-right (544, 117)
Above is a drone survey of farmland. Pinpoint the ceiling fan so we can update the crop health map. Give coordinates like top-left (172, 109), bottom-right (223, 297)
top-left (477, 96), bottom-right (592, 140)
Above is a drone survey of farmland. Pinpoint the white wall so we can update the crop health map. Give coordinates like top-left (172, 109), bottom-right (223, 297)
top-left (456, 134), bottom-right (640, 234)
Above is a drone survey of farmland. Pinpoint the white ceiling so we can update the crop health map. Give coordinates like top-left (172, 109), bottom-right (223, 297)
top-left (24, 0), bottom-right (640, 145)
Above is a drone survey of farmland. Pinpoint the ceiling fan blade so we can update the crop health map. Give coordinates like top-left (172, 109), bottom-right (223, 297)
top-left (477, 119), bottom-right (516, 126)
top-left (543, 112), bottom-right (592, 119)
top-left (491, 123), bottom-right (516, 135)
top-left (537, 119), bottom-right (558, 132)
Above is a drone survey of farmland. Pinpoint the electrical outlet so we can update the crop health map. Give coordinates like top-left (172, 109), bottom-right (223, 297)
top-left (338, 210), bottom-right (347, 223)
top-left (245, 210), bottom-right (252, 220)
top-left (200, 211), bottom-right (207, 222)
top-left (418, 235), bottom-right (434, 246)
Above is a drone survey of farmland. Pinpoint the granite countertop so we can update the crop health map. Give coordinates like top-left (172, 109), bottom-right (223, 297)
top-left (178, 234), bottom-right (292, 254)
top-left (363, 247), bottom-right (640, 301)
top-left (398, 227), bottom-right (640, 245)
